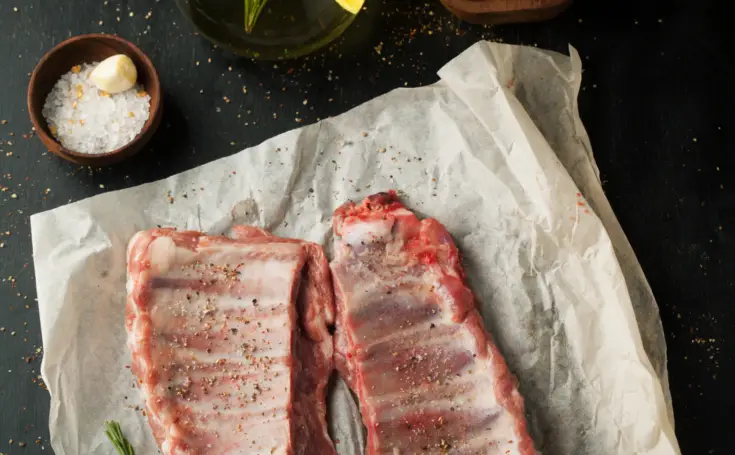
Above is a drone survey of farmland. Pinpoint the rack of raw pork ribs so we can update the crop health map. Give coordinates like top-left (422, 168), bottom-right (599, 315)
top-left (125, 190), bottom-right (536, 454)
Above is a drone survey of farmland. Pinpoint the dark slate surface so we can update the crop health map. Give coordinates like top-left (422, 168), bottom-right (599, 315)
top-left (0, 0), bottom-right (730, 453)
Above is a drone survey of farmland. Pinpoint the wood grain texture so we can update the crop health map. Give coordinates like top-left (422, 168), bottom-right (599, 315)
top-left (441, 0), bottom-right (572, 24)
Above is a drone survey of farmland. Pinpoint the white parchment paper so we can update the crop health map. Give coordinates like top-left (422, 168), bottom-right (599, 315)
top-left (31, 41), bottom-right (681, 455)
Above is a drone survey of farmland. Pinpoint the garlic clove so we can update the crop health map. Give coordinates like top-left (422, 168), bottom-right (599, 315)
top-left (89, 54), bottom-right (137, 94)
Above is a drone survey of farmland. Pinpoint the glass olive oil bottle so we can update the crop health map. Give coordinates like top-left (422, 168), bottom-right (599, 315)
top-left (177, 0), bottom-right (360, 59)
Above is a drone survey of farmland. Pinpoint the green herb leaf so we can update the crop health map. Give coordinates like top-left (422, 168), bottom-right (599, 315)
top-left (104, 421), bottom-right (135, 455)
top-left (244, 0), bottom-right (269, 33)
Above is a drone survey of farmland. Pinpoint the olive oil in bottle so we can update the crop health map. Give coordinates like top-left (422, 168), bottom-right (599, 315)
top-left (177, 0), bottom-right (360, 59)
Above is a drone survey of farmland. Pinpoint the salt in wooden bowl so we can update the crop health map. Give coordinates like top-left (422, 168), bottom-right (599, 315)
top-left (27, 34), bottom-right (162, 166)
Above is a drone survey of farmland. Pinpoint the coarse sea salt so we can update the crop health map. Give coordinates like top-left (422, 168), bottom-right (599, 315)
top-left (42, 62), bottom-right (151, 155)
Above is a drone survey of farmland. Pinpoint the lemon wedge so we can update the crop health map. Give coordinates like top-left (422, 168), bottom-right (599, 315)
top-left (89, 54), bottom-right (138, 94)
top-left (335, 0), bottom-right (364, 15)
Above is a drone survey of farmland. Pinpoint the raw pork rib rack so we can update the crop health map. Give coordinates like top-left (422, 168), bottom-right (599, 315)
top-left (126, 227), bottom-right (336, 455)
top-left (330, 192), bottom-right (536, 455)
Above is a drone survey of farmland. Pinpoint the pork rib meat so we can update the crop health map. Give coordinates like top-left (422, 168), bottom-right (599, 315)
top-left (126, 227), bottom-right (336, 455)
top-left (330, 191), bottom-right (536, 455)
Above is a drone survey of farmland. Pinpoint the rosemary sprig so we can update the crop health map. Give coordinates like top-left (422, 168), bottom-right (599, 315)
top-left (104, 421), bottom-right (135, 455)
top-left (244, 0), bottom-right (269, 33)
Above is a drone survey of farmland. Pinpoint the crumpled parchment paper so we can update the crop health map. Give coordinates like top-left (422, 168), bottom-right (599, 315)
top-left (31, 41), bottom-right (681, 455)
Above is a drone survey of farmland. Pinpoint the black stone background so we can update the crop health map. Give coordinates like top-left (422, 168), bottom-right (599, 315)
top-left (0, 0), bottom-right (731, 453)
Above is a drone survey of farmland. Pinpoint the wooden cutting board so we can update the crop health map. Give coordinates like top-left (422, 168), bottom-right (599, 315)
top-left (440, 0), bottom-right (572, 24)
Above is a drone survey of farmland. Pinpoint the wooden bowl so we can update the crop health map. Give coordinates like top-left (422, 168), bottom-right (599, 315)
top-left (27, 34), bottom-right (162, 166)
top-left (440, 0), bottom-right (572, 24)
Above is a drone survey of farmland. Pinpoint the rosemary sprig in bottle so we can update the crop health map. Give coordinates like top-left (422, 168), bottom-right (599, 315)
top-left (244, 0), bottom-right (269, 33)
top-left (104, 421), bottom-right (135, 455)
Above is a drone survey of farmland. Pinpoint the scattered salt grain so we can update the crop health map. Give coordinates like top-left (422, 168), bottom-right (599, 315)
top-left (42, 62), bottom-right (150, 155)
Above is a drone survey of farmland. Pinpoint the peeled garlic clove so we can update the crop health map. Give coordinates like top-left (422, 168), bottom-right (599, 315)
top-left (89, 54), bottom-right (137, 94)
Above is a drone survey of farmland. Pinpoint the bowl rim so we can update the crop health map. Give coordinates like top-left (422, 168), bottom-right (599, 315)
top-left (27, 33), bottom-right (162, 161)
